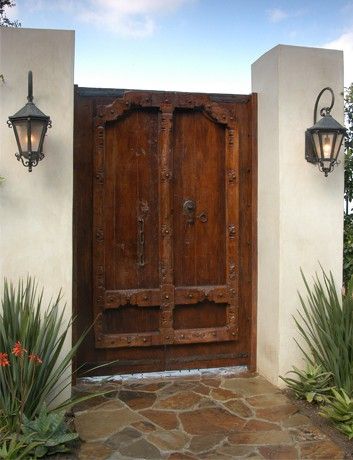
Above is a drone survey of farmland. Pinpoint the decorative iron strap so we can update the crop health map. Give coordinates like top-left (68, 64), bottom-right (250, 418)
top-left (137, 200), bottom-right (149, 267)
top-left (137, 216), bottom-right (145, 266)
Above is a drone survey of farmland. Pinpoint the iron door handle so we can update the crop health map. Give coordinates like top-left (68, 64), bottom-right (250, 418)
top-left (183, 199), bottom-right (196, 224)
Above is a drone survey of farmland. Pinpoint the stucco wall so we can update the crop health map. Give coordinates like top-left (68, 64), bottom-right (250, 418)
top-left (0, 28), bottom-right (74, 400)
top-left (252, 45), bottom-right (344, 385)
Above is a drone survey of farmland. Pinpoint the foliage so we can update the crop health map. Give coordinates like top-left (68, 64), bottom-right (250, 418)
top-left (320, 388), bottom-right (353, 439)
top-left (345, 84), bottom-right (353, 151)
top-left (280, 364), bottom-right (333, 403)
top-left (0, 0), bottom-right (20, 27)
top-left (344, 149), bottom-right (353, 213)
top-left (0, 278), bottom-right (108, 433)
top-left (345, 83), bottom-right (353, 211)
top-left (0, 339), bottom-right (44, 433)
top-left (294, 269), bottom-right (353, 395)
top-left (0, 432), bottom-right (40, 460)
top-left (21, 405), bottom-right (78, 458)
top-left (344, 84), bottom-right (353, 284)
top-left (0, 279), bottom-right (69, 431)
top-left (344, 213), bottom-right (353, 286)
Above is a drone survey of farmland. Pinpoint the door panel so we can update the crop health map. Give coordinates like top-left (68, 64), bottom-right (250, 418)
top-left (93, 92), bottom-right (239, 350)
top-left (173, 302), bottom-right (227, 329)
top-left (105, 110), bottom-right (160, 291)
top-left (74, 87), bottom-right (257, 375)
top-left (173, 110), bottom-right (226, 287)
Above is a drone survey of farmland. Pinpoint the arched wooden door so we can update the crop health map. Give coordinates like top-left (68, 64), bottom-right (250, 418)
top-left (74, 88), bottom-right (257, 376)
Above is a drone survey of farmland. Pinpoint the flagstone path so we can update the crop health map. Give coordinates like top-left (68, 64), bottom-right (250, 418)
top-left (73, 372), bottom-right (344, 459)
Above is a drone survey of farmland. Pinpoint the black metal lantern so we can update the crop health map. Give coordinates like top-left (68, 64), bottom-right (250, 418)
top-left (7, 71), bottom-right (52, 172)
top-left (305, 87), bottom-right (346, 177)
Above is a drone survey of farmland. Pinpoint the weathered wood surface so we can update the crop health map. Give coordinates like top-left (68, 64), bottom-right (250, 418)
top-left (73, 87), bottom-right (257, 375)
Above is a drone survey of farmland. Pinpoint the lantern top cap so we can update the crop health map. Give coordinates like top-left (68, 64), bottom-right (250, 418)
top-left (308, 113), bottom-right (346, 133)
top-left (8, 70), bottom-right (50, 123)
top-left (9, 101), bottom-right (50, 121)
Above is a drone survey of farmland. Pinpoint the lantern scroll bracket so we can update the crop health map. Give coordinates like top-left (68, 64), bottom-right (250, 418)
top-left (305, 86), bottom-right (346, 177)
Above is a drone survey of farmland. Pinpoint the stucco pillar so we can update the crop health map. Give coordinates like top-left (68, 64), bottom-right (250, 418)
top-left (252, 45), bottom-right (344, 386)
top-left (0, 28), bottom-right (75, 400)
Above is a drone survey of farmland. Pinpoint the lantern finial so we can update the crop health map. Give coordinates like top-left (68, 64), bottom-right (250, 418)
top-left (27, 70), bottom-right (33, 103)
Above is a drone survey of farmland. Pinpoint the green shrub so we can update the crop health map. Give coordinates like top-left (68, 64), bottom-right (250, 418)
top-left (0, 278), bottom-right (109, 433)
top-left (294, 269), bottom-right (353, 395)
top-left (280, 364), bottom-right (333, 403)
top-left (21, 405), bottom-right (78, 458)
top-left (320, 388), bottom-right (353, 439)
top-left (0, 279), bottom-right (76, 431)
top-left (0, 433), bottom-right (40, 460)
top-left (344, 214), bottom-right (353, 286)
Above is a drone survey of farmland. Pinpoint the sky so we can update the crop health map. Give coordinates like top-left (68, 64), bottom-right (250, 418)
top-left (6, 0), bottom-right (353, 93)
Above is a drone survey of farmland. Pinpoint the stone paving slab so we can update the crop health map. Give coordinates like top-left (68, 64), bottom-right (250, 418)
top-left (72, 372), bottom-right (345, 459)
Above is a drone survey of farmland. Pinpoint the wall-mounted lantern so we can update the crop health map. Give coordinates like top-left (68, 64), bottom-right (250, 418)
top-left (305, 87), bottom-right (346, 177)
top-left (7, 71), bottom-right (52, 172)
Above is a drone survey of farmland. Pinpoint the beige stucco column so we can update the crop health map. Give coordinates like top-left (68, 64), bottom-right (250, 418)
top-left (0, 28), bottom-right (75, 399)
top-left (252, 45), bottom-right (344, 386)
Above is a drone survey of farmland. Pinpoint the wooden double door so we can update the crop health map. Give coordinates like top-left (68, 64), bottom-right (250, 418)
top-left (74, 88), bottom-right (257, 376)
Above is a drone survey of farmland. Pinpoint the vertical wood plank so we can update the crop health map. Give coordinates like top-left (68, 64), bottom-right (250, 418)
top-left (225, 124), bottom-right (240, 338)
top-left (158, 105), bottom-right (174, 346)
top-left (173, 111), bottom-right (226, 288)
top-left (249, 93), bottom-right (258, 372)
top-left (72, 85), bottom-right (80, 383)
top-left (92, 116), bottom-right (106, 345)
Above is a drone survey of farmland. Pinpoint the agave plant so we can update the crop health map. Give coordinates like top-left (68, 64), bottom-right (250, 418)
top-left (320, 388), bottom-right (353, 439)
top-left (22, 405), bottom-right (78, 458)
top-left (294, 269), bottom-right (353, 395)
top-left (1, 418), bottom-right (40, 460)
top-left (0, 431), bottom-right (41, 460)
top-left (280, 364), bottom-right (333, 403)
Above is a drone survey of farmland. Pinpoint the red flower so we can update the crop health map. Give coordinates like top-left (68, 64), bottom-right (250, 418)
top-left (0, 352), bottom-right (9, 367)
top-left (12, 341), bottom-right (27, 357)
top-left (29, 354), bottom-right (42, 364)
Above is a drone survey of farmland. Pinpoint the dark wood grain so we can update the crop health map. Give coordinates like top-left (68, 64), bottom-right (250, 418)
top-left (173, 110), bottom-right (226, 287)
top-left (73, 88), bottom-right (257, 376)
top-left (105, 110), bottom-right (160, 291)
top-left (249, 93), bottom-right (258, 372)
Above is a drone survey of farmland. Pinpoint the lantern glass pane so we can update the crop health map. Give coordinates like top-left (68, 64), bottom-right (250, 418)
top-left (333, 132), bottom-right (344, 160)
top-left (30, 120), bottom-right (46, 152)
top-left (321, 133), bottom-right (334, 159)
top-left (14, 120), bottom-right (29, 153)
top-left (313, 132), bottom-right (321, 159)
